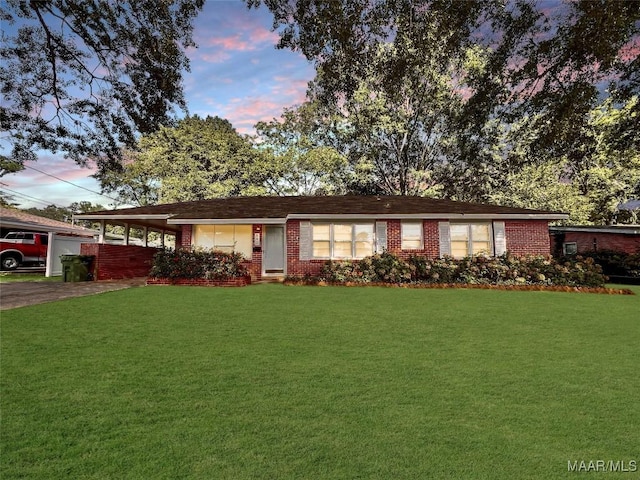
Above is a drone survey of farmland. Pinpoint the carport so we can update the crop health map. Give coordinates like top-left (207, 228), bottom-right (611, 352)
top-left (73, 211), bottom-right (182, 280)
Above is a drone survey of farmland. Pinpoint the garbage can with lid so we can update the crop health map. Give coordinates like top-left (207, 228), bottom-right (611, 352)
top-left (60, 255), bottom-right (95, 282)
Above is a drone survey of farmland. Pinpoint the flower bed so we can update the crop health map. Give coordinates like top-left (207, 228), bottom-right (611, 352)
top-left (283, 252), bottom-right (635, 294)
top-left (318, 252), bottom-right (607, 287)
top-left (147, 248), bottom-right (249, 286)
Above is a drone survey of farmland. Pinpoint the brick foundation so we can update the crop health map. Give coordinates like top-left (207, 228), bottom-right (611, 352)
top-left (146, 276), bottom-right (251, 287)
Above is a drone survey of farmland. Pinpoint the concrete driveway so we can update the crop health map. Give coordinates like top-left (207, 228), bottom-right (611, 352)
top-left (0, 278), bottom-right (146, 311)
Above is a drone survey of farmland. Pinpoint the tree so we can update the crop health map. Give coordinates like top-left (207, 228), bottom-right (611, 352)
top-left (21, 201), bottom-right (106, 226)
top-left (98, 116), bottom-right (267, 204)
top-left (490, 98), bottom-right (640, 225)
top-left (0, 0), bottom-right (204, 172)
top-left (248, 0), bottom-right (639, 158)
top-left (255, 104), bottom-right (351, 195)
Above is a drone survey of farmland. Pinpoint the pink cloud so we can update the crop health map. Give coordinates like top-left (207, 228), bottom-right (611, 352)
top-left (248, 27), bottom-right (280, 45)
top-left (205, 34), bottom-right (254, 51)
top-left (221, 97), bottom-right (284, 132)
top-left (199, 51), bottom-right (232, 64)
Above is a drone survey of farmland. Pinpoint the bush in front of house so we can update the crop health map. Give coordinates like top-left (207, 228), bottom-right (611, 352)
top-left (565, 249), bottom-right (640, 278)
top-left (149, 248), bottom-right (248, 280)
top-left (319, 253), bottom-right (606, 287)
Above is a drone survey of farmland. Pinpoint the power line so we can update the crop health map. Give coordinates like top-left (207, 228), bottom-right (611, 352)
top-left (0, 184), bottom-right (68, 208)
top-left (24, 164), bottom-right (120, 203)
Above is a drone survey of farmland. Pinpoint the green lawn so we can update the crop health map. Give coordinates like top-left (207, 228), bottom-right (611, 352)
top-left (1, 284), bottom-right (638, 479)
top-left (0, 272), bottom-right (60, 283)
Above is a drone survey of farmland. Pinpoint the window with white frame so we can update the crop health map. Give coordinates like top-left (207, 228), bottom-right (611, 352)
top-left (193, 225), bottom-right (253, 258)
top-left (401, 222), bottom-right (423, 250)
top-left (450, 223), bottom-right (492, 258)
top-left (312, 223), bottom-right (374, 259)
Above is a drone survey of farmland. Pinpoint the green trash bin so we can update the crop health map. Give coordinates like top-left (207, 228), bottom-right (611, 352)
top-left (60, 255), bottom-right (94, 282)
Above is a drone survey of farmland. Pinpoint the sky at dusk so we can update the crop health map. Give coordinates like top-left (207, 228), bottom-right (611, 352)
top-left (2, 1), bottom-right (315, 210)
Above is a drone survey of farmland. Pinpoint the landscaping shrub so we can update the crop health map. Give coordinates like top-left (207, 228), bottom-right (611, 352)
top-left (320, 252), bottom-right (606, 287)
top-left (149, 248), bottom-right (247, 280)
top-left (568, 249), bottom-right (640, 278)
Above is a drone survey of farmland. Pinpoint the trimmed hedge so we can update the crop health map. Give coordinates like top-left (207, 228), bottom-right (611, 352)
top-left (149, 248), bottom-right (248, 280)
top-left (317, 252), bottom-right (606, 287)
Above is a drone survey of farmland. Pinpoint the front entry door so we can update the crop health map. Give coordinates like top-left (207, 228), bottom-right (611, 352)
top-left (263, 226), bottom-right (285, 274)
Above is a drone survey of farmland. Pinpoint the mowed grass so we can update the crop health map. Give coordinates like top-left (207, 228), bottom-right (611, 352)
top-left (1, 285), bottom-right (639, 479)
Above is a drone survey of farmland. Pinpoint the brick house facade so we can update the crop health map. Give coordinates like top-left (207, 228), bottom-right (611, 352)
top-left (174, 218), bottom-right (555, 280)
top-left (76, 196), bottom-right (567, 281)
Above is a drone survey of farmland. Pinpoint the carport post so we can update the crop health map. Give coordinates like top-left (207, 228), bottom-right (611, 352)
top-left (98, 220), bottom-right (105, 243)
top-left (143, 226), bottom-right (148, 247)
top-left (124, 223), bottom-right (130, 245)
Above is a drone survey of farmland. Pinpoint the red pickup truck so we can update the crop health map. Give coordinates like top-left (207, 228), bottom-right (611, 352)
top-left (0, 232), bottom-right (48, 270)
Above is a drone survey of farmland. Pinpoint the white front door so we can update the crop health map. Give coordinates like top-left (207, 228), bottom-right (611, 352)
top-left (263, 226), bottom-right (285, 274)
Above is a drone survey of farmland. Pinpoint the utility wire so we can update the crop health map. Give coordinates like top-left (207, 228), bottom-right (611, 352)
top-left (0, 184), bottom-right (68, 208)
top-left (24, 164), bottom-right (120, 203)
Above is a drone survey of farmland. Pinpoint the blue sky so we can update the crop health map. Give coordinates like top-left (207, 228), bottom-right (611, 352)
top-left (3, 1), bottom-right (315, 210)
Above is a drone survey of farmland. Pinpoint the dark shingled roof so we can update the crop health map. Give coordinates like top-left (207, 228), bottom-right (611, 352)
top-left (83, 196), bottom-right (565, 220)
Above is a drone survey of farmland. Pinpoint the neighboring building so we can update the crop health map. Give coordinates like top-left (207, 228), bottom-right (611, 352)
top-left (0, 206), bottom-right (95, 237)
top-left (76, 196), bottom-right (567, 281)
top-left (1, 206), bottom-right (97, 276)
top-left (550, 225), bottom-right (640, 256)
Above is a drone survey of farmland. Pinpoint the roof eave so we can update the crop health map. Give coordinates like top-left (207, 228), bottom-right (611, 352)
top-left (167, 217), bottom-right (287, 225)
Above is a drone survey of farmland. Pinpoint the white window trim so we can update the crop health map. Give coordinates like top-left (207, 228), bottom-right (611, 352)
top-left (401, 221), bottom-right (423, 250)
top-left (312, 223), bottom-right (375, 260)
top-left (449, 222), bottom-right (494, 258)
top-left (192, 224), bottom-right (252, 258)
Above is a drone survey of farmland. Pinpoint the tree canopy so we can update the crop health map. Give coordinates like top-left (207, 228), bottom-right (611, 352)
top-left (247, 0), bottom-right (639, 152)
top-left (0, 0), bottom-right (204, 172)
top-left (97, 115), bottom-right (267, 205)
top-left (242, 0), bottom-right (639, 224)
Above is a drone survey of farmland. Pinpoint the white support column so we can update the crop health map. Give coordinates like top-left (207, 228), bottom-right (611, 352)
top-left (124, 223), bottom-right (130, 245)
top-left (98, 220), bottom-right (106, 244)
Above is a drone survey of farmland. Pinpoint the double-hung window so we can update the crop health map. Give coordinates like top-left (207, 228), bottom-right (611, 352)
top-left (312, 223), bottom-right (374, 259)
top-left (450, 223), bottom-right (492, 258)
top-left (401, 222), bottom-right (423, 250)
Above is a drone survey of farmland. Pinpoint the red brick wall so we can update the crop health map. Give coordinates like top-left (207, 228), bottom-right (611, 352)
top-left (505, 220), bottom-right (550, 256)
top-left (386, 220), bottom-right (440, 258)
top-left (552, 232), bottom-right (640, 255)
top-left (80, 243), bottom-right (160, 280)
top-left (285, 219), bottom-right (444, 277)
top-left (180, 225), bottom-right (192, 249)
top-left (246, 224), bottom-right (263, 281)
top-left (285, 220), bottom-right (326, 277)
